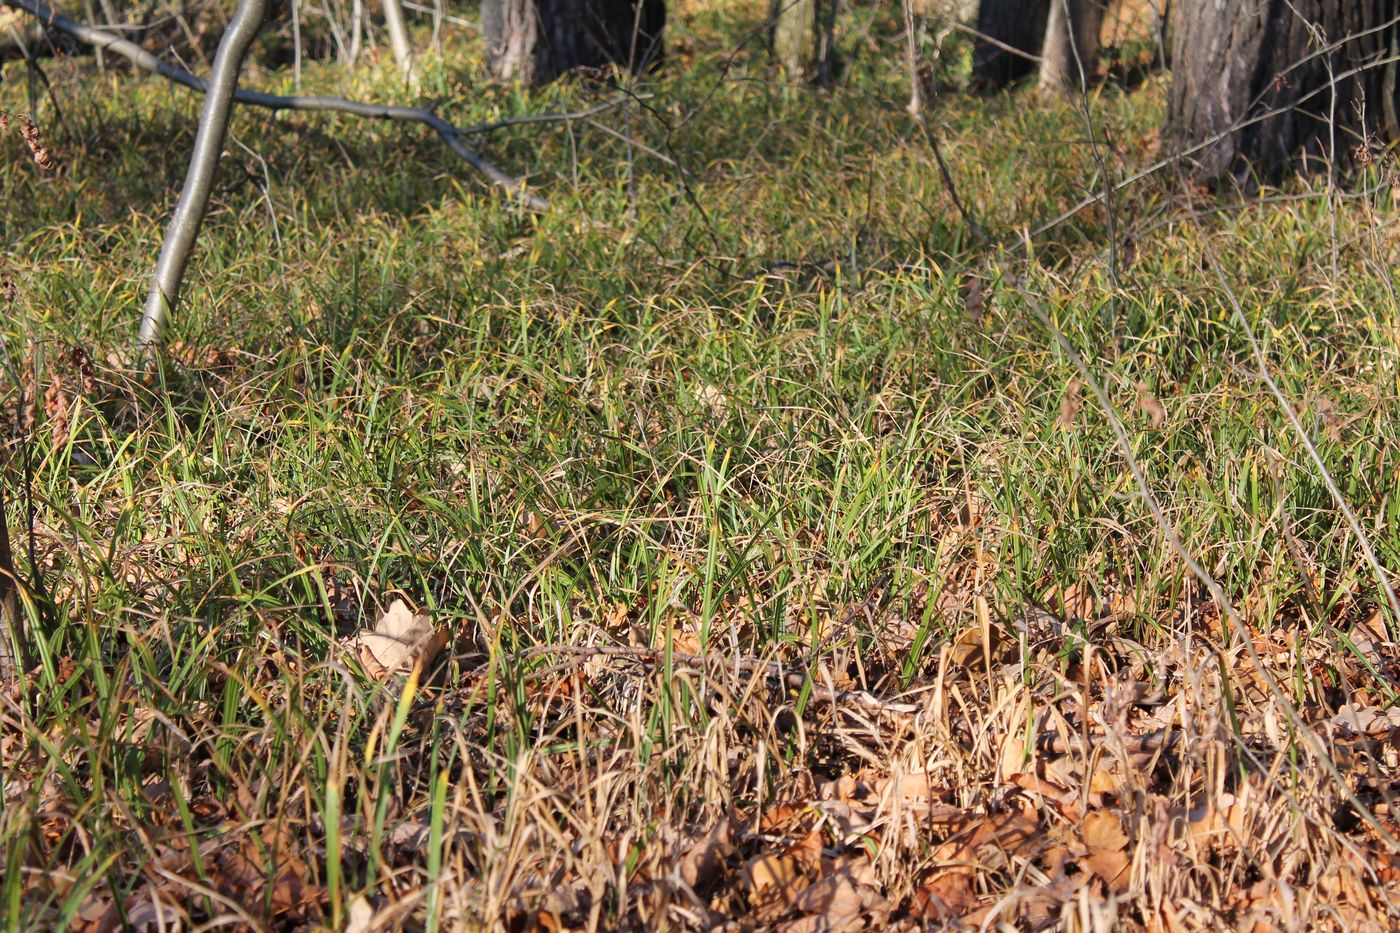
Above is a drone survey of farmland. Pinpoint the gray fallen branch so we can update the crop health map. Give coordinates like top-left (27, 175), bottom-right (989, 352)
top-left (10, 0), bottom-right (546, 213)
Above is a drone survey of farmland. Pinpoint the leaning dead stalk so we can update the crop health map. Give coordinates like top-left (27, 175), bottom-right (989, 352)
top-left (0, 481), bottom-right (21, 679)
top-left (138, 0), bottom-right (270, 350)
top-left (1018, 285), bottom-right (1400, 856)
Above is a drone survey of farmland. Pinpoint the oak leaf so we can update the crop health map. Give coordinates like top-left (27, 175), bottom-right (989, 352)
top-left (349, 599), bottom-right (447, 680)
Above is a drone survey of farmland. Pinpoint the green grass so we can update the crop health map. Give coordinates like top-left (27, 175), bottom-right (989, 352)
top-left (4, 0), bottom-right (1400, 928)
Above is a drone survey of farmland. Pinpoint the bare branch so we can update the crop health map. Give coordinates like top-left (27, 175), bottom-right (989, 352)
top-left (460, 93), bottom-right (643, 136)
top-left (1027, 32), bottom-right (1400, 246)
top-left (902, 0), bottom-right (985, 248)
top-left (9, 0), bottom-right (546, 211)
top-left (953, 21), bottom-right (1045, 65)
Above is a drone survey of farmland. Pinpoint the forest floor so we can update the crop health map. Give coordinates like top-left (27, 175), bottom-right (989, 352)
top-left (3, 0), bottom-right (1400, 929)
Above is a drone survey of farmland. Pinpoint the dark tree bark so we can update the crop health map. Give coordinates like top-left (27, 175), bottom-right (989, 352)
top-left (971, 0), bottom-right (1051, 89)
top-left (1166, 0), bottom-right (1400, 183)
top-left (1039, 0), bottom-right (1104, 92)
top-left (483, 0), bottom-right (666, 84)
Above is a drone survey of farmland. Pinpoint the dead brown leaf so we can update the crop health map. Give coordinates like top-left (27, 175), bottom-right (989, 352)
top-left (695, 383), bottom-right (730, 418)
top-left (1136, 380), bottom-right (1167, 427)
top-left (1059, 377), bottom-right (1083, 429)
top-left (1010, 771), bottom-right (1081, 822)
top-left (347, 599), bottom-right (447, 680)
top-left (784, 859), bottom-right (888, 932)
top-left (760, 803), bottom-right (806, 833)
top-left (745, 851), bottom-right (806, 919)
top-left (931, 802), bottom-right (1042, 873)
top-left (1081, 809), bottom-right (1128, 851)
top-left (871, 770), bottom-right (940, 807)
top-left (962, 274), bottom-right (985, 324)
top-left (44, 376), bottom-right (71, 451)
top-left (679, 818), bottom-right (733, 890)
top-left (1082, 810), bottom-right (1131, 892)
top-left (788, 827), bottom-right (825, 876)
top-left (942, 621), bottom-right (1004, 670)
top-left (911, 869), bottom-right (977, 921)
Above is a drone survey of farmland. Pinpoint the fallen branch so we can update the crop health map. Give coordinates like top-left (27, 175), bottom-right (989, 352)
top-left (10, 0), bottom-right (546, 213)
top-left (13, 0), bottom-right (543, 348)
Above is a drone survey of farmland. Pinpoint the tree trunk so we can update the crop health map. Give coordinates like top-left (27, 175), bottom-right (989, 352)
top-left (771, 0), bottom-right (837, 82)
top-left (482, 0), bottom-right (665, 84)
top-left (971, 0), bottom-right (1051, 90)
top-left (382, 0), bottom-right (415, 78)
top-left (1038, 0), bottom-right (1103, 93)
top-left (1166, 0), bottom-right (1400, 183)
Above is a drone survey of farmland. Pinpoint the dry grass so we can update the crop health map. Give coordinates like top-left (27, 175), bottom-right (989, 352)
top-left (4, 0), bottom-right (1400, 929)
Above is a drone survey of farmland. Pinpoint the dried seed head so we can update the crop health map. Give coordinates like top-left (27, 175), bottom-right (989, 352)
top-left (30, 145), bottom-right (56, 171)
top-left (68, 344), bottom-right (96, 394)
top-left (20, 118), bottom-right (56, 171)
top-left (44, 376), bottom-right (72, 451)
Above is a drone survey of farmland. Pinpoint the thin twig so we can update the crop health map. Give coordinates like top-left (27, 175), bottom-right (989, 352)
top-left (399, 1), bottom-right (477, 30)
top-left (520, 644), bottom-right (921, 716)
top-left (460, 94), bottom-right (644, 136)
top-left (952, 21), bottom-right (1045, 65)
top-left (583, 116), bottom-right (684, 173)
top-left (620, 87), bottom-right (729, 259)
top-left (1027, 40), bottom-right (1400, 246)
top-left (0, 480), bottom-right (21, 680)
top-left (901, 0), bottom-right (985, 248)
